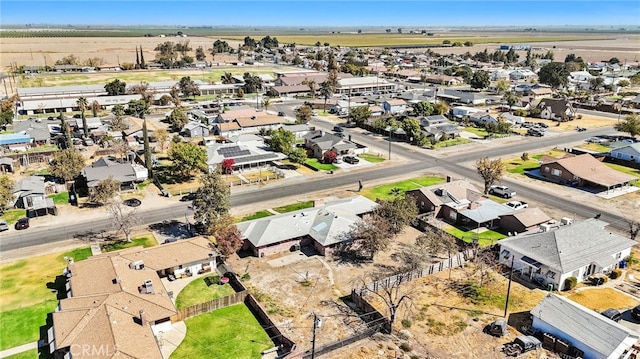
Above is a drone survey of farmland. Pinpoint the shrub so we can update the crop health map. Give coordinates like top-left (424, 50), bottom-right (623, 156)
top-left (564, 276), bottom-right (578, 290)
top-left (240, 273), bottom-right (251, 281)
top-left (626, 254), bottom-right (639, 266)
top-left (399, 342), bottom-right (413, 352)
top-left (401, 319), bottom-right (412, 328)
top-left (610, 268), bottom-right (622, 279)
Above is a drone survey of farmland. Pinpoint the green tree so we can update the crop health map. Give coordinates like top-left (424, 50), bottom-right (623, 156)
top-left (242, 72), bottom-right (262, 94)
top-left (318, 81), bottom-right (334, 113)
top-left (195, 46), bottom-right (206, 61)
top-left (267, 127), bottom-right (295, 153)
top-left (302, 78), bottom-right (317, 98)
top-left (126, 99), bottom-right (150, 119)
top-left (296, 104), bottom-right (313, 124)
top-left (178, 76), bottom-right (201, 99)
top-left (618, 79), bottom-right (630, 88)
top-left (373, 194), bottom-right (419, 235)
top-left (413, 101), bottom-right (434, 116)
top-left (470, 70), bottom-right (490, 89)
top-left (287, 147), bottom-right (308, 165)
top-left (168, 141), bottom-right (207, 177)
top-left (142, 119), bottom-right (153, 176)
top-left (128, 82), bottom-right (154, 105)
top-left (589, 77), bottom-right (605, 92)
top-left (538, 62), bottom-right (570, 89)
top-left (104, 79), bottom-right (127, 96)
top-left (433, 102), bottom-right (450, 115)
top-left (476, 157), bottom-right (505, 194)
top-left (349, 106), bottom-right (372, 127)
top-left (402, 118), bottom-right (422, 144)
top-left (262, 98), bottom-right (271, 112)
top-left (614, 113), bottom-right (640, 138)
top-left (0, 96), bottom-right (16, 128)
top-left (110, 104), bottom-right (128, 131)
top-left (221, 72), bottom-right (234, 84)
top-left (155, 128), bottom-right (169, 151)
top-left (495, 79), bottom-right (510, 94)
top-left (503, 91), bottom-right (521, 111)
top-left (58, 112), bottom-right (73, 149)
top-left (193, 170), bottom-right (230, 235)
top-left (0, 174), bottom-right (14, 214)
top-left (77, 96), bottom-right (89, 137)
top-left (49, 149), bottom-right (85, 182)
top-left (89, 176), bottom-right (120, 205)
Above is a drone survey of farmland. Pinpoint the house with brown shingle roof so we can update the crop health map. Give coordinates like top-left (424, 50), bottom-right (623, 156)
top-left (536, 98), bottom-right (576, 121)
top-left (540, 153), bottom-right (637, 190)
top-left (499, 207), bottom-right (552, 234)
top-left (50, 237), bottom-right (216, 359)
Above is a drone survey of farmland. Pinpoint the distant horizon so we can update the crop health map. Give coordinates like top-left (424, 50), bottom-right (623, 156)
top-left (1, 1), bottom-right (639, 27)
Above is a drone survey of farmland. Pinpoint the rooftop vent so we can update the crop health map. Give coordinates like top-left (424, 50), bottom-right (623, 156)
top-left (129, 260), bottom-right (145, 270)
top-left (139, 279), bottom-right (154, 294)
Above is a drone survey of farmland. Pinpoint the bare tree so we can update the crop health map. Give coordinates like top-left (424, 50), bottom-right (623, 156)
top-left (630, 220), bottom-right (640, 241)
top-left (107, 201), bottom-right (140, 242)
top-left (357, 271), bottom-right (416, 331)
top-left (347, 213), bottom-right (393, 260)
top-left (399, 228), bottom-right (457, 278)
top-left (476, 157), bottom-right (505, 194)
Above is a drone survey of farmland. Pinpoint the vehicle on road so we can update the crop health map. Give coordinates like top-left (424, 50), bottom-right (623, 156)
top-left (343, 155), bottom-right (360, 164)
top-left (631, 305), bottom-right (640, 320)
top-left (601, 308), bottom-right (622, 322)
top-left (576, 126), bottom-right (587, 132)
top-left (505, 201), bottom-right (528, 210)
top-left (0, 219), bottom-right (8, 232)
top-left (277, 111), bottom-right (285, 116)
top-left (180, 193), bottom-right (196, 202)
top-left (333, 126), bottom-right (344, 133)
top-left (123, 198), bottom-right (142, 207)
top-left (15, 218), bottom-right (30, 230)
top-left (527, 128), bottom-right (545, 137)
top-left (334, 132), bottom-right (345, 138)
top-left (536, 122), bottom-right (549, 128)
top-left (489, 185), bottom-right (516, 198)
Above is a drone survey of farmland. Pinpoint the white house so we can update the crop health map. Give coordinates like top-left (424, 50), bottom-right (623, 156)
top-left (531, 294), bottom-right (639, 359)
top-left (469, 112), bottom-right (498, 125)
top-left (382, 99), bottom-right (407, 115)
top-left (498, 219), bottom-right (635, 291)
top-left (451, 106), bottom-right (478, 118)
top-left (610, 143), bottom-right (640, 164)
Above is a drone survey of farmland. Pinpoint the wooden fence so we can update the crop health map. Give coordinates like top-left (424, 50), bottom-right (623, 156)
top-left (171, 290), bottom-right (248, 322)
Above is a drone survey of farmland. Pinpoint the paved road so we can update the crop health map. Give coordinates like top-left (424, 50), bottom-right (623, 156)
top-left (0, 121), bottom-right (633, 251)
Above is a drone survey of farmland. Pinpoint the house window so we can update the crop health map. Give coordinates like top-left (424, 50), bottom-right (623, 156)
top-left (551, 169), bottom-right (562, 176)
top-left (616, 252), bottom-right (622, 260)
top-left (545, 270), bottom-right (556, 279)
top-left (544, 167), bottom-right (550, 173)
top-left (500, 250), bottom-right (510, 259)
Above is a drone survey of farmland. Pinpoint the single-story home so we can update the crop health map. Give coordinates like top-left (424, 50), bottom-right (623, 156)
top-left (81, 157), bottom-right (148, 190)
top-left (303, 130), bottom-right (361, 159)
top-left (206, 141), bottom-right (286, 172)
top-left (540, 153), bottom-right (637, 191)
top-left (498, 207), bottom-right (552, 235)
top-left (182, 121), bottom-right (210, 138)
top-left (13, 176), bottom-right (58, 216)
top-left (531, 294), bottom-right (639, 359)
top-left (498, 219), bottom-right (636, 290)
top-left (382, 99), bottom-right (407, 115)
top-left (0, 133), bottom-right (31, 151)
top-left (237, 196), bottom-right (378, 257)
top-left (610, 143), bottom-right (640, 164)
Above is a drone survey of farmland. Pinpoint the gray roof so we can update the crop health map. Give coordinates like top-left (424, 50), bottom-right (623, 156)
top-left (500, 219), bottom-right (636, 273)
top-left (304, 131), bottom-right (344, 150)
top-left (531, 294), bottom-right (638, 357)
top-left (14, 176), bottom-right (45, 194)
top-left (458, 199), bottom-right (514, 223)
top-left (237, 196), bottom-right (377, 248)
top-left (81, 157), bottom-right (137, 187)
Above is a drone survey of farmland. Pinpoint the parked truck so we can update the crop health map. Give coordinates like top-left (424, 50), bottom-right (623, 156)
top-left (502, 335), bottom-right (542, 356)
top-left (505, 201), bottom-right (528, 210)
top-left (489, 185), bottom-right (516, 198)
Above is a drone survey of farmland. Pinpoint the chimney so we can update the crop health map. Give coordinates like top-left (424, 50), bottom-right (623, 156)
top-left (139, 310), bottom-right (148, 326)
top-left (468, 202), bottom-right (479, 210)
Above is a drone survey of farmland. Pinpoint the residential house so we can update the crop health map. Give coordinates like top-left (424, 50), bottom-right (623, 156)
top-left (13, 118), bottom-right (52, 145)
top-left (419, 115), bottom-right (461, 140)
top-left (451, 106), bottom-right (478, 118)
top-left (501, 113), bottom-right (525, 125)
top-left (382, 99), bottom-right (407, 115)
top-left (50, 237), bottom-right (216, 359)
top-left (440, 89), bottom-right (488, 105)
top-left (13, 176), bottom-right (57, 216)
top-left (536, 99), bottom-right (576, 121)
top-left (0, 133), bottom-right (31, 152)
top-left (237, 196), bottom-right (377, 257)
top-left (530, 294), bottom-right (639, 359)
top-left (74, 117), bottom-right (103, 131)
top-left (610, 143), bottom-right (640, 164)
top-left (539, 153), bottom-right (636, 191)
top-left (81, 157), bottom-right (148, 191)
top-left (206, 139), bottom-right (286, 172)
top-left (498, 219), bottom-right (635, 290)
top-left (334, 76), bottom-right (396, 95)
top-left (281, 124), bottom-right (311, 139)
top-left (529, 87), bottom-right (555, 98)
top-left (498, 207), bottom-right (552, 235)
top-left (303, 130), bottom-right (360, 159)
top-left (509, 69), bottom-right (537, 81)
top-left (182, 121), bottom-right (210, 138)
top-left (422, 75), bottom-right (464, 86)
top-left (214, 108), bottom-right (285, 135)
top-left (469, 112), bottom-right (499, 125)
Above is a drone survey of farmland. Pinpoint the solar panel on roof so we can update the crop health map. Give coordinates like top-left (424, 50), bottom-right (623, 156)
top-left (218, 146), bottom-right (251, 158)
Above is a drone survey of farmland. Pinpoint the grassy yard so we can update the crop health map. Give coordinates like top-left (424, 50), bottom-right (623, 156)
top-left (304, 158), bottom-right (338, 171)
top-left (101, 235), bottom-right (158, 252)
top-left (577, 143), bottom-right (610, 153)
top-left (0, 247), bottom-right (92, 351)
top-left (362, 176), bottom-right (446, 201)
top-left (272, 200), bottom-right (314, 213)
top-left (47, 191), bottom-right (69, 205)
top-left (236, 210), bottom-right (274, 222)
top-left (358, 153), bottom-right (385, 163)
top-left (506, 150), bottom-right (567, 174)
top-left (604, 162), bottom-right (640, 180)
top-left (175, 275), bottom-right (236, 309)
top-left (444, 226), bottom-right (507, 247)
top-left (171, 304), bottom-right (273, 359)
top-left (463, 127), bottom-right (489, 138)
top-left (567, 288), bottom-right (639, 311)
top-left (1, 209), bottom-right (27, 225)
top-left (432, 138), bottom-right (472, 148)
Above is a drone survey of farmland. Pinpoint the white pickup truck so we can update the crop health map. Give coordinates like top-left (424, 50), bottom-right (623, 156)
top-left (505, 201), bottom-right (528, 210)
top-left (489, 185), bottom-right (516, 198)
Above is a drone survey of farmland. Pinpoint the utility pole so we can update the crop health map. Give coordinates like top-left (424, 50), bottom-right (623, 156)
top-left (311, 312), bottom-right (321, 359)
top-left (504, 256), bottom-right (514, 318)
top-left (388, 127), bottom-right (392, 160)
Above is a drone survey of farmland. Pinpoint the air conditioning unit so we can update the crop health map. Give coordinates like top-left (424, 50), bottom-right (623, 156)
top-left (129, 260), bottom-right (145, 270)
top-left (560, 217), bottom-right (573, 225)
top-left (540, 224), bottom-right (551, 232)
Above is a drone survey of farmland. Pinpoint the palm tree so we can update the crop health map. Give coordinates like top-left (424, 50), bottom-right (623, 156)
top-left (262, 98), bottom-right (271, 113)
top-left (221, 72), bottom-right (234, 84)
top-left (77, 96), bottom-right (89, 137)
top-left (318, 81), bottom-right (334, 113)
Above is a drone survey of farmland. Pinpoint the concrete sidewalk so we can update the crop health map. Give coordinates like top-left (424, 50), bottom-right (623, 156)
top-left (0, 341), bottom-right (38, 358)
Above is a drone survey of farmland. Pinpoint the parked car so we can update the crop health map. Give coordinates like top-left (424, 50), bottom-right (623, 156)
top-left (343, 155), bottom-right (360, 164)
top-left (123, 198), bottom-right (142, 207)
top-left (586, 137), bottom-right (607, 144)
top-left (0, 219), bottom-right (8, 232)
top-left (180, 193), bottom-right (196, 202)
top-left (277, 111), bottom-right (286, 117)
top-left (334, 132), bottom-right (345, 138)
top-left (333, 126), bottom-right (344, 133)
top-left (536, 122), bottom-right (549, 128)
top-left (631, 305), bottom-right (640, 320)
top-left (527, 128), bottom-right (545, 137)
top-left (601, 308), bottom-right (622, 322)
top-left (489, 185), bottom-right (516, 198)
top-left (505, 201), bottom-right (528, 210)
top-left (503, 336), bottom-right (542, 356)
top-left (83, 138), bottom-right (94, 146)
top-left (15, 218), bottom-right (29, 230)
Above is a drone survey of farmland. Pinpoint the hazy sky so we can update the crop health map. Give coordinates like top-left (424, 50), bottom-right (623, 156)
top-left (1, 1), bottom-right (639, 27)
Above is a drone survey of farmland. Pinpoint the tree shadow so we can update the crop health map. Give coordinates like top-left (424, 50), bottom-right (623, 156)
top-left (46, 275), bottom-right (69, 301)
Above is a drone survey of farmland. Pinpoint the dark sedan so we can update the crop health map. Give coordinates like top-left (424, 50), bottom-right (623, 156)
top-left (15, 218), bottom-right (30, 230)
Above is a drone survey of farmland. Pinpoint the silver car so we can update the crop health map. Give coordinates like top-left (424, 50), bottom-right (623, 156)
top-left (0, 219), bottom-right (9, 232)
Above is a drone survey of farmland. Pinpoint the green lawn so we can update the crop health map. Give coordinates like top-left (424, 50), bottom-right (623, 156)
top-left (463, 127), bottom-right (489, 138)
top-left (47, 192), bottom-right (69, 205)
top-left (171, 304), bottom-right (273, 359)
top-left (304, 158), bottom-right (338, 171)
top-left (604, 163), bottom-right (640, 180)
top-left (444, 226), bottom-right (507, 247)
top-left (0, 300), bottom-right (57, 351)
top-left (236, 210), bottom-right (274, 222)
top-left (577, 143), bottom-right (610, 153)
top-left (101, 235), bottom-right (158, 252)
top-left (358, 153), bottom-right (385, 163)
top-left (272, 200), bottom-right (314, 213)
top-left (1, 209), bottom-right (27, 225)
top-left (0, 247), bottom-right (93, 351)
top-left (506, 159), bottom-right (541, 174)
top-left (432, 138), bottom-right (473, 148)
top-left (362, 176), bottom-right (446, 201)
top-left (175, 275), bottom-right (236, 309)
